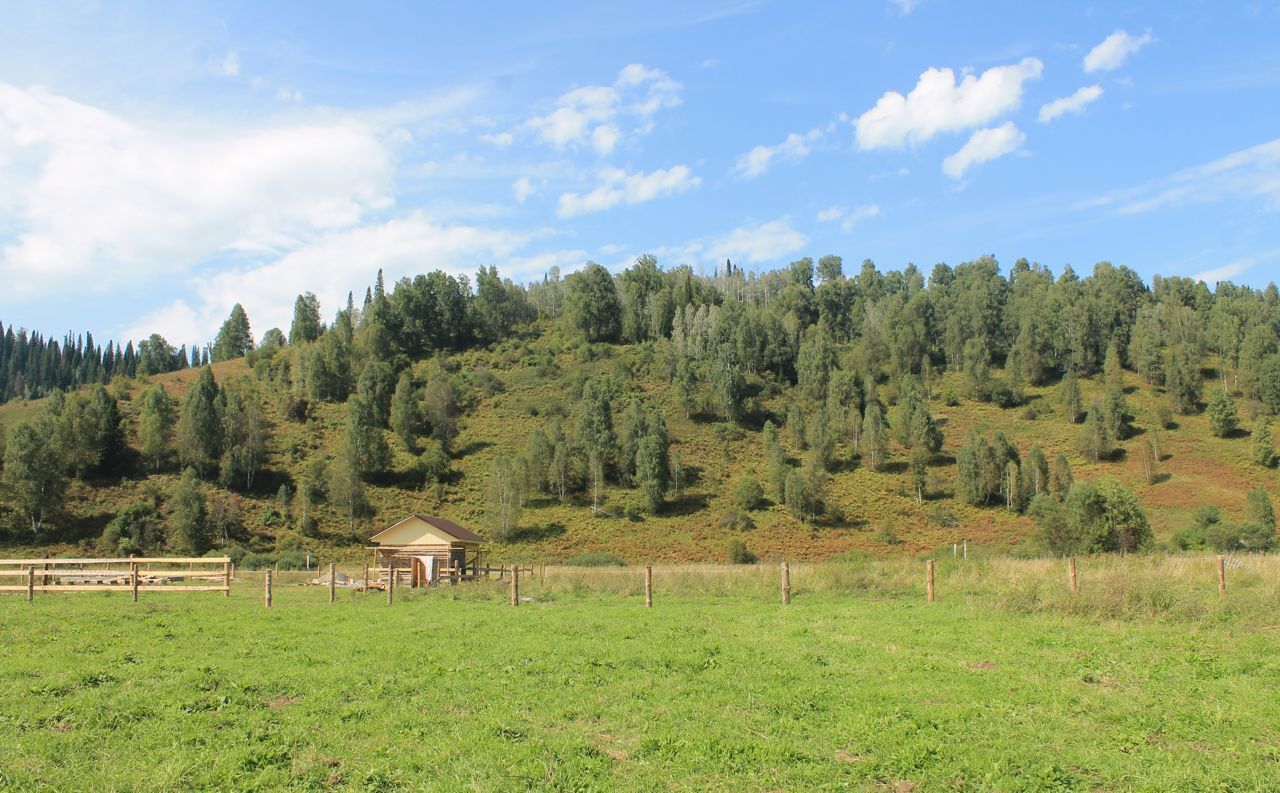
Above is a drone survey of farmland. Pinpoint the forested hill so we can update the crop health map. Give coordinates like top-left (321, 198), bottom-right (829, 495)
top-left (1, 255), bottom-right (1279, 564)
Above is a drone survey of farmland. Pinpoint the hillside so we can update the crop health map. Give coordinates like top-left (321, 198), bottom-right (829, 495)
top-left (1, 319), bottom-right (1275, 564)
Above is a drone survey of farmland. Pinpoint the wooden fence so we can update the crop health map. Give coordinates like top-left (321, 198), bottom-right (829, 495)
top-left (0, 557), bottom-right (232, 600)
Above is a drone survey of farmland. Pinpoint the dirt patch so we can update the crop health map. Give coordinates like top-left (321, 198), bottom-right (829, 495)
top-left (266, 694), bottom-right (302, 710)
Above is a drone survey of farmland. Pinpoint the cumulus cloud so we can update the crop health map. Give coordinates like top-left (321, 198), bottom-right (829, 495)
top-left (1083, 29), bottom-right (1154, 73)
top-left (1038, 85), bottom-right (1103, 123)
top-left (942, 122), bottom-right (1025, 179)
top-left (0, 83), bottom-right (394, 295)
top-left (891, 0), bottom-right (920, 15)
top-left (735, 126), bottom-right (827, 179)
top-left (816, 203), bottom-right (881, 231)
top-left (512, 176), bottom-right (537, 203)
top-left (523, 63), bottom-right (681, 153)
top-left (480, 131), bottom-right (514, 147)
top-left (855, 57), bottom-right (1042, 149)
top-left (556, 165), bottom-right (699, 217)
top-left (120, 213), bottom-right (538, 343)
top-left (657, 218), bottom-right (808, 267)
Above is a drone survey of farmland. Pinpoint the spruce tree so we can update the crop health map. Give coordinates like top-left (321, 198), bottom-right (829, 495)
top-left (1247, 487), bottom-right (1276, 533)
top-left (389, 372), bottom-right (420, 450)
top-left (1079, 400), bottom-right (1112, 462)
top-left (177, 367), bottom-right (221, 478)
top-left (289, 292), bottom-right (323, 345)
top-left (634, 433), bottom-right (670, 513)
top-left (1206, 387), bottom-right (1238, 437)
top-left (1252, 417), bottom-right (1276, 468)
top-left (211, 304), bottom-right (254, 362)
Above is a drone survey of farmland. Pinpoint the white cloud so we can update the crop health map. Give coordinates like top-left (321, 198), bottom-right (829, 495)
top-left (1038, 85), bottom-right (1103, 123)
top-left (705, 219), bottom-right (808, 265)
top-left (1191, 253), bottom-right (1278, 285)
top-left (120, 213), bottom-right (537, 343)
top-left (219, 50), bottom-right (240, 77)
top-left (556, 165), bottom-right (699, 217)
top-left (275, 87), bottom-right (304, 103)
top-left (1089, 138), bottom-right (1280, 215)
top-left (591, 124), bottom-right (620, 155)
top-left (816, 203), bottom-right (881, 231)
top-left (697, 58), bottom-right (721, 70)
top-left (855, 57), bottom-right (1042, 149)
top-left (891, 0), bottom-right (920, 15)
top-left (735, 127), bottom-right (825, 179)
top-left (1083, 29), bottom-right (1154, 73)
top-left (942, 122), bottom-right (1025, 179)
top-left (521, 63), bottom-right (681, 153)
top-left (480, 131), bottom-right (514, 147)
top-left (0, 83), bottom-right (394, 296)
top-left (512, 176), bottom-right (537, 203)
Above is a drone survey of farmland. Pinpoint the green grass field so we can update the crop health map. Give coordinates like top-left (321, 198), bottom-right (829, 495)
top-left (3, 557), bottom-right (1279, 791)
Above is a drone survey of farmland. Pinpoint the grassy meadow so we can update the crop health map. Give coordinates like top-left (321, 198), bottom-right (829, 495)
top-left (3, 554), bottom-right (1279, 791)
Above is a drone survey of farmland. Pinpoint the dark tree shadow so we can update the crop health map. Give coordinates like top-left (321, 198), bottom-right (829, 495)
top-left (665, 492), bottom-right (710, 516)
top-left (1153, 472), bottom-right (1172, 484)
top-left (881, 460), bottom-right (909, 475)
top-left (509, 522), bottom-right (566, 542)
top-left (454, 439), bottom-right (493, 458)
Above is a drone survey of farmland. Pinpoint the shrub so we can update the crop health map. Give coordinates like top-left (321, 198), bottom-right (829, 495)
top-left (733, 477), bottom-right (765, 512)
top-left (564, 552), bottom-right (626, 567)
top-left (717, 508), bottom-right (755, 531)
top-left (725, 539), bottom-right (757, 564)
top-left (990, 379), bottom-right (1017, 408)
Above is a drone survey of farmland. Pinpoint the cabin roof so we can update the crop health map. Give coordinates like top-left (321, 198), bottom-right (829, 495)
top-left (370, 514), bottom-right (486, 544)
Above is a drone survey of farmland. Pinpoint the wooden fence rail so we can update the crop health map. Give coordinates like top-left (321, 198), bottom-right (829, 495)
top-left (1, 557), bottom-right (231, 599)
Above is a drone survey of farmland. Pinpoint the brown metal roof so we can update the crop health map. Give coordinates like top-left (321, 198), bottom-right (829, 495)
top-left (414, 514), bottom-right (486, 543)
top-left (370, 514), bottom-right (487, 544)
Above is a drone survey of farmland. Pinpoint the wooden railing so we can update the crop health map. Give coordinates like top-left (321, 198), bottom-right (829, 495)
top-left (0, 557), bottom-right (232, 601)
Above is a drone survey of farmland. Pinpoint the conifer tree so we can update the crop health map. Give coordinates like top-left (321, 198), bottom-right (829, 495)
top-left (389, 372), bottom-right (420, 450)
top-left (177, 367), bottom-right (221, 478)
top-left (634, 433), bottom-right (670, 513)
top-left (211, 304), bottom-right (254, 362)
top-left (1252, 417), bottom-right (1276, 468)
top-left (1206, 387), bottom-right (1238, 437)
top-left (289, 292), bottom-right (323, 345)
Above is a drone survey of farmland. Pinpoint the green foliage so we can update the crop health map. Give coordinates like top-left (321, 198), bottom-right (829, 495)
top-left (486, 455), bottom-right (524, 541)
top-left (1078, 400), bottom-right (1112, 462)
top-left (389, 372), bottom-right (420, 450)
top-left (212, 304), bottom-right (254, 362)
top-left (1036, 479), bottom-right (1151, 555)
top-left (860, 400), bottom-right (888, 472)
top-left (1, 417), bottom-right (66, 536)
top-left (177, 367), bottom-right (221, 477)
top-left (725, 539), bottom-right (757, 564)
top-left (634, 434), bottom-right (670, 513)
top-left (733, 477), bottom-right (765, 512)
top-left (170, 467), bottom-right (211, 554)
top-left (100, 500), bottom-right (161, 555)
top-left (566, 262), bottom-right (622, 342)
top-left (1059, 372), bottom-right (1082, 423)
top-left (137, 384), bottom-right (177, 473)
top-left (1246, 487), bottom-right (1275, 533)
top-left (218, 383), bottom-right (267, 492)
top-left (1251, 417), bottom-right (1276, 468)
top-left (1206, 387), bottom-right (1238, 438)
top-left (289, 292), bottom-right (323, 345)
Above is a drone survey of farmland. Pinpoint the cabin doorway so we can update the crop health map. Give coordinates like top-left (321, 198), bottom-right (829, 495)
top-left (449, 548), bottom-right (466, 576)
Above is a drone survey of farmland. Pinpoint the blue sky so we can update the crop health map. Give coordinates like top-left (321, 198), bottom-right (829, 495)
top-left (2, 1), bottom-right (1279, 347)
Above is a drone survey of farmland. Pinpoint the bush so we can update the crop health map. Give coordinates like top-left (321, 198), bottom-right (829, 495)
top-left (990, 379), bottom-right (1017, 408)
top-left (563, 552), bottom-right (626, 567)
top-left (725, 539), bottom-right (757, 564)
top-left (1155, 403), bottom-right (1175, 429)
top-left (717, 508), bottom-right (755, 531)
top-left (733, 477), bottom-right (765, 512)
top-left (1207, 522), bottom-right (1275, 552)
top-left (943, 387), bottom-right (960, 407)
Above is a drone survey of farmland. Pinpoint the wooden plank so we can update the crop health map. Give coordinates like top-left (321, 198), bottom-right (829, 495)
top-left (0, 585), bottom-right (229, 592)
top-left (0, 557), bottom-right (229, 565)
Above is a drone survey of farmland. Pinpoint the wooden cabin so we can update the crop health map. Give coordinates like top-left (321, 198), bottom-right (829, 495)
top-left (369, 515), bottom-right (486, 586)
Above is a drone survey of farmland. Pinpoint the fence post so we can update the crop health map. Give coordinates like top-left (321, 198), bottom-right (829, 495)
top-left (131, 562), bottom-right (139, 603)
top-left (27, 567), bottom-right (34, 603)
top-left (329, 563), bottom-right (336, 604)
top-left (963, 539), bottom-right (967, 560)
top-left (223, 560), bottom-right (231, 597)
top-left (363, 564), bottom-right (370, 591)
top-left (264, 570), bottom-right (272, 609)
top-left (511, 564), bottom-right (520, 606)
top-left (540, 564), bottom-right (546, 585)
top-left (644, 565), bottom-right (653, 608)
top-left (926, 560), bottom-right (935, 602)
top-left (781, 561), bottom-right (791, 605)
top-left (388, 564), bottom-right (395, 605)
top-left (1068, 557), bottom-right (1078, 594)
top-left (1218, 555), bottom-right (1226, 595)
